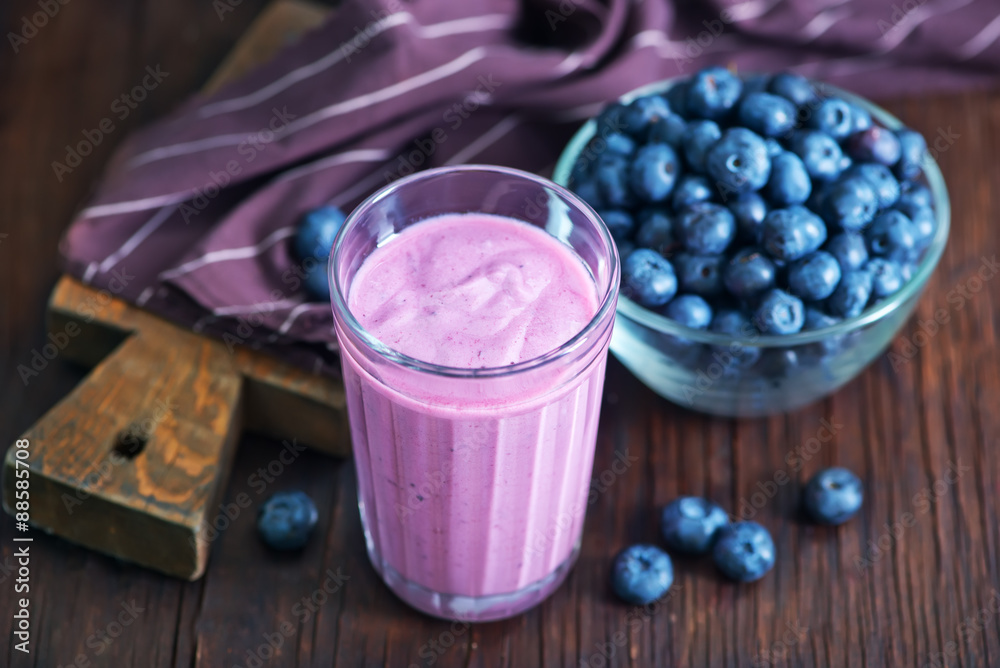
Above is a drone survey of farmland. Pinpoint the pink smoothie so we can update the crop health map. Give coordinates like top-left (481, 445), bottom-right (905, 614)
top-left (340, 212), bottom-right (611, 613)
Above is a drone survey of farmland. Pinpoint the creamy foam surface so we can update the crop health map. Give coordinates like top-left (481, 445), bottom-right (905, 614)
top-left (348, 213), bottom-right (599, 368)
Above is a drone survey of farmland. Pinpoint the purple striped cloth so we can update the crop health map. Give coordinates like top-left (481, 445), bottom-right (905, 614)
top-left (62, 0), bottom-right (1000, 376)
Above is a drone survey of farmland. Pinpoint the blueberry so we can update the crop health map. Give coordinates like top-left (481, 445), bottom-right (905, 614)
top-left (677, 202), bottom-right (736, 255)
top-left (596, 102), bottom-right (628, 135)
top-left (710, 309), bottom-right (762, 367)
top-left (741, 73), bottom-right (771, 95)
top-left (706, 127), bottom-right (772, 197)
top-left (825, 232), bottom-right (869, 272)
top-left (712, 522), bottom-right (776, 582)
top-left (848, 104), bottom-right (873, 133)
top-left (686, 66), bottom-right (743, 120)
top-left (866, 209), bottom-right (917, 260)
top-left (598, 209), bottom-right (635, 243)
top-left (682, 120), bottom-right (722, 173)
top-left (894, 128), bottom-right (927, 180)
top-left (295, 205), bottom-right (346, 261)
top-left (788, 130), bottom-right (845, 183)
top-left (827, 269), bottom-right (873, 318)
top-left (754, 288), bottom-right (805, 334)
top-left (257, 491), bottom-right (319, 550)
top-left (664, 294), bottom-right (713, 329)
top-left (846, 126), bottom-right (902, 166)
top-left (724, 246), bottom-right (776, 299)
top-left (761, 205), bottom-right (827, 261)
top-left (802, 467), bottom-right (863, 525)
top-left (571, 177), bottom-right (603, 210)
top-left (660, 497), bottom-right (729, 554)
top-left (893, 200), bottom-right (936, 250)
top-left (807, 98), bottom-right (854, 139)
top-left (899, 261), bottom-right (917, 282)
top-left (595, 155), bottom-right (635, 208)
top-left (788, 250), bottom-right (842, 301)
top-left (766, 151), bottom-right (812, 206)
top-left (622, 248), bottom-right (678, 308)
top-left (866, 257), bottom-right (904, 298)
top-left (610, 544), bottom-right (674, 604)
top-left (757, 347), bottom-right (800, 379)
top-left (623, 94), bottom-right (672, 138)
top-left (666, 81), bottom-right (689, 118)
top-left (675, 253), bottom-right (725, 296)
top-left (728, 192), bottom-right (768, 243)
top-left (647, 112), bottom-right (687, 147)
top-left (634, 208), bottom-right (677, 255)
top-left (604, 132), bottom-right (637, 157)
top-left (630, 143), bottom-right (680, 202)
top-left (671, 174), bottom-right (714, 210)
top-left (821, 177), bottom-right (878, 232)
top-left (898, 180), bottom-right (932, 208)
top-left (765, 137), bottom-right (783, 157)
top-left (303, 261), bottom-right (331, 301)
top-left (737, 92), bottom-right (797, 138)
top-left (768, 72), bottom-right (817, 106)
top-left (803, 307), bottom-right (844, 357)
top-left (845, 163), bottom-right (900, 209)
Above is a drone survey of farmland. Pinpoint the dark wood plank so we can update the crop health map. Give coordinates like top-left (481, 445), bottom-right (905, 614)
top-left (1, 0), bottom-right (1000, 666)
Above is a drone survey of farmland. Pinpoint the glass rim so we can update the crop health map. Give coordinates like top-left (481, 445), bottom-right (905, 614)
top-left (329, 164), bottom-right (621, 377)
top-left (551, 76), bottom-right (951, 348)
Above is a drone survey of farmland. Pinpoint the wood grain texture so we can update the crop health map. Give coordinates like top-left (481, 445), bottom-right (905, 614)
top-left (0, 0), bottom-right (999, 666)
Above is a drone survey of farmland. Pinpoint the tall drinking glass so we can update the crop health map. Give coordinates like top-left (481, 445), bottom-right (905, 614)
top-left (329, 165), bottom-right (619, 621)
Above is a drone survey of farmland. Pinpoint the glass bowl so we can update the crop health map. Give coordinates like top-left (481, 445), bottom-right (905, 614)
top-left (552, 78), bottom-right (950, 417)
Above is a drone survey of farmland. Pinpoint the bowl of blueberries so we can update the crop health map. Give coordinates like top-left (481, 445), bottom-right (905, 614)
top-left (554, 68), bottom-right (949, 417)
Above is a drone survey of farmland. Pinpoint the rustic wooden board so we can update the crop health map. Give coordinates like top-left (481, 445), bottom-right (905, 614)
top-left (1, 0), bottom-right (343, 581)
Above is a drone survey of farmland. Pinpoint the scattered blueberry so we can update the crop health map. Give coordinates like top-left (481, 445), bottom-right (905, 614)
top-left (611, 544), bottom-right (674, 604)
top-left (257, 491), bottom-right (319, 550)
top-left (712, 522), bottom-right (776, 582)
top-left (622, 248), bottom-right (678, 308)
top-left (788, 250), bottom-right (842, 301)
top-left (754, 289), bottom-right (805, 334)
top-left (660, 497), bottom-right (729, 554)
top-left (303, 261), bottom-right (331, 301)
top-left (706, 128), bottom-right (772, 197)
top-left (677, 202), bottom-right (736, 255)
top-left (294, 205), bottom-right (346, 261)
top-left (724, 247), bottom-right (776, 299)
top-left (802, 467), bottom-right (863, 525)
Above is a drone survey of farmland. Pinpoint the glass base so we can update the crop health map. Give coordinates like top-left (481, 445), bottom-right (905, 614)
top-left (365, 538), bottom-right (580, 622)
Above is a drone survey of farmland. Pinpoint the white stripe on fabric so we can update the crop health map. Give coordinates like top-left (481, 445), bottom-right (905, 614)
top-left (129, 48), bottom-right (491, 169)
top-left (98, 204), bottom-right (180, 273)
top-left (444, 115), bottom-right (521, 165)
top-left (82, 262), bottom-right (98, 284)
top-left (876, 0), bottom-right (974, 53)
top-left (277, 302), bottom-right (318, 334)
top-left (213, 297), bottom-right (303, 317)
top-left (799, 6), bottom-right (853, 41)
top-left (199, 13), bottom-right (511, 118)
top-left (80, 191), bottom-right (191, 219)
top-left (135, 286), bottom-right (155, 306)
top-left (159, 226), bottom-right (297, 281)
top-left (275, 148), bottom-right (392, 183)
top-left (957, 11), bottom-right (1000, 59)
top-left (726, 0), bottom-right (783, 22)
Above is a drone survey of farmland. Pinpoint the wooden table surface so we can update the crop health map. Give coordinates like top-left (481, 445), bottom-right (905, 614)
top-left (2, 2), bottom-right (999, 666)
